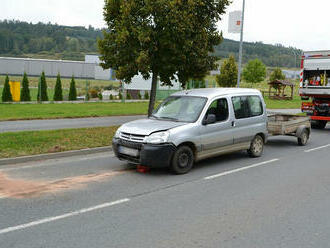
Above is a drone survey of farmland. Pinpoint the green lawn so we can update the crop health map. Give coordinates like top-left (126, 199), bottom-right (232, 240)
top-left (0, 126), bottom-right (118, 158)
top-left (0, 102), bottom-right (149, 121)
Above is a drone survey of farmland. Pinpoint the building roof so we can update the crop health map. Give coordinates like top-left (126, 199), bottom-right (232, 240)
top-left (172, 88), bottom-right (261, 99)
top-left (268, 80), bottom-right (295, 86)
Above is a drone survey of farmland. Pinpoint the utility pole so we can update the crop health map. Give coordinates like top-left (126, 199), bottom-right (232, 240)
top-left (237, 0), bottom-right (246, 88)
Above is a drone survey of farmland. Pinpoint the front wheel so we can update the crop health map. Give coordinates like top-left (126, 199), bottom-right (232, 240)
top-left (170, 146), bottom-right (194, 175)
top-left (247, 135), bottom-right (264, 158)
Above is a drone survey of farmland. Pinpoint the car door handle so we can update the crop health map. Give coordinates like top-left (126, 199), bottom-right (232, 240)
top-left (232, 121), bottom-right (236, 127)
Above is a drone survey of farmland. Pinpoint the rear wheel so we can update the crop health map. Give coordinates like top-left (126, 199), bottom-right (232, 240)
top-left (298, 129), bottom-right (309, 146)
top-left (170, 146), bottom-right (194, 175)
top-left (311, 120), bottom-right (327, 129)
top-left (248, 135), bottom-right (264, 158)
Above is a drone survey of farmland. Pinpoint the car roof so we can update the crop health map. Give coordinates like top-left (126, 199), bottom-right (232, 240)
top-left (171, 88), bottom-right (261, 99)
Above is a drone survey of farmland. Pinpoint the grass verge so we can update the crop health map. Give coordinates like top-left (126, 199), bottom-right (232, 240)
top-left (0, 126), bottom-right (119, 158)
top-left (0, 102), bottom-right (148, 121)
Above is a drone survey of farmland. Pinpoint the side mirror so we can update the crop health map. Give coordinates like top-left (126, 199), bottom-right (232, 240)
top-left (203, 114), bottom-right (216, 125)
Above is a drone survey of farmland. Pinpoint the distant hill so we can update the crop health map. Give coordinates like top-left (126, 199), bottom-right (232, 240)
top-left (0, 20), bottom-right (301, 68)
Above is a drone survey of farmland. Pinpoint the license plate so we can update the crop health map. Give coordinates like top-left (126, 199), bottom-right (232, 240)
top-left (118, 146), bottom-right (139, 157)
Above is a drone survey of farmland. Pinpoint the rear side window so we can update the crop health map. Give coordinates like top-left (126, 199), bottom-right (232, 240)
top-left (232, 96), bottom-right (263, 119)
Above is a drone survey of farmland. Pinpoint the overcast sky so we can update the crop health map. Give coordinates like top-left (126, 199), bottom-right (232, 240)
top-left (2, 0), bottom-right (329, 51)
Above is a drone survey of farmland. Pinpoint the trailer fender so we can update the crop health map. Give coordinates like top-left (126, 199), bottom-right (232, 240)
top-left (296, 125), bottom-right (310, 138)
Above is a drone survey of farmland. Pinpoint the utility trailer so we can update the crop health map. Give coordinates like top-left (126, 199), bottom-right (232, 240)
top-left (267, 114), bottom-right (311, 146)
top-left (299, 50), bottom-right (330, 129)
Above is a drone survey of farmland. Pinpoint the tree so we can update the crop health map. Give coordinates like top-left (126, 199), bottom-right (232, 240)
top-left (242, 59), bottom-right (267, 85)
top-left (269, 67), bottom-right (286, 81)
top-left (37, 71), bottom-right (48, 101)
top-left (2, 74), bottom-right (12, 102)
top-left (98, 0), bottom-right (230, 116)
top-left (216, 55), bottom-right (238, 87)
top-left (68, 76), bottom-right (77, 101)
top-left (20, 72), bottom-right (31, 101)
top-left (53, 73), bottom-right (63, 101)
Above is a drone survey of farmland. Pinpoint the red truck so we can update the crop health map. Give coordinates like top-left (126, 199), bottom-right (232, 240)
top-left (299, 50), bottom-right (330, 129)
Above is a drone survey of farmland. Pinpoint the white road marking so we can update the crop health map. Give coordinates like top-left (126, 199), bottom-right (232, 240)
top-left (0, 198), bottom-right (130, 235)
top-left (204, 159), bottom-right (280, 180)
top-left (304, 144), bottom-right (330, 153)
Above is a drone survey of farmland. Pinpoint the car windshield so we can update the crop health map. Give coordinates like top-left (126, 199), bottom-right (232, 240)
top-left (152, 96), bottom-right (207, 123)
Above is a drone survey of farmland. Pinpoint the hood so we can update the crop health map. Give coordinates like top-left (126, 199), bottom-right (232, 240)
top-left (119, 118), bottom-right (186, 136)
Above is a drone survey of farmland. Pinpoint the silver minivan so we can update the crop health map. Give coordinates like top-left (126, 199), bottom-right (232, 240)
top-left (113, 88), bottom-right (268, 174)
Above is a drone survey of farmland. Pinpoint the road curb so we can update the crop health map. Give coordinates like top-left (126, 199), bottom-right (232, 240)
top-left (0, 146), bottom-right (113, 166)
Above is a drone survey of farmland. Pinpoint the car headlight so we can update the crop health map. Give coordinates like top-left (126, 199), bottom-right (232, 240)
top-left (144, 131), bottom-right (170, 144)
top-left (114, 129), bottom-right (121, 139)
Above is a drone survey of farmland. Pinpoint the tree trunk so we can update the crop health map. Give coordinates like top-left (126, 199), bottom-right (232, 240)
top-left (148, 72), bottom-right (158, 117)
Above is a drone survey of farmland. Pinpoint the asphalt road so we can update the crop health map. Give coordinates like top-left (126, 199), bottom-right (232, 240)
top-left (0, 109), bottom-right (300, 133)
top-left (0, 125), bottom-right (329, 248)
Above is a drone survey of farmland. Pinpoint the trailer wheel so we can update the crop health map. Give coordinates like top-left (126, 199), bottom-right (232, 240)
top-left (248, 135), bottom-right (264, 158)
top-left (311, 120), bottom-right (327, 129)
top-left (298, 129), bottom-right (309, 146)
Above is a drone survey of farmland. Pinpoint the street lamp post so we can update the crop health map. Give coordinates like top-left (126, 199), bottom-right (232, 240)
top-left (237, 0), bottom-right (246, 88)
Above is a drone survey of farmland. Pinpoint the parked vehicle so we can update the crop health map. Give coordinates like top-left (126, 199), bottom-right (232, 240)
top-left (113, 88), bottom-right (268, 174)
top-left (267, 114), bottom-right (311, 146)
top-left (299, 50), bottom-right (330, 129)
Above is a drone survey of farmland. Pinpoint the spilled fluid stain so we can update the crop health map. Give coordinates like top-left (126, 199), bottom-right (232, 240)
top-left (0, 170), bottom-right (128, 199)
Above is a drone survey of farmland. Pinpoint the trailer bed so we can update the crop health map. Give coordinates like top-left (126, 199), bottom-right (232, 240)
top-left (268, 114), bottom-right (310, 136)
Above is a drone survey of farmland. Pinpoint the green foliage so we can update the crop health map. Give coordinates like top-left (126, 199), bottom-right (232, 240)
top-left (99, 0), bottom-right (230, 115)
top-left (118, 92), bottom-right (122, 100)
top-left (37, 71), bottom-right (48, 101)
top-left (68, 76), bottom-right (77, 101)
top-left (144, 91), bottom-right (149, 100)
top-left (242, 59), bottom-right (267, 85)
top-left (109, 94), bottom-right (113, 100)
top-left (89, 89), bottom-right (98, 98)
top-left (126, 93), bottom-right (132, 100)
top-left (138, 92), bottom-right (142, 100)
top-left (216, 55), bottom-right (238, 87)
top-left (20, 72), bottom-right (31, 101)
top-left (98, 92), bottom-right (103, 100)
top-left (85, 92), bottom-right (90, 101)
top-left (53, 73), bottom-right (63, 101)
top-left (270, 68), bottom-right (286, 81)
top-left (2, 75), bottom-right (12, 102)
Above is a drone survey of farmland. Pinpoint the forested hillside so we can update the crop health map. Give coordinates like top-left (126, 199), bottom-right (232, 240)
top-left (0, 20), bottom-right (301, 67)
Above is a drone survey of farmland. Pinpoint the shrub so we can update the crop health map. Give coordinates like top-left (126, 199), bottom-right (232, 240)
top-left (89, 89), bottom-right (98, 98)
top-left (126, 92), bottom-right (132, 99)
top-left (109, 94), bottom-right (114, 100)
top-left (20, 72), bottom-right (31, 101)
top-left (242, 59), bottom-right (266, 85)
top-left (269, 68), bottom-right (286, 81)
top-left (98, 92), bottom-right (103, 100)
top-left (138, 92), bottom-right (142, 99)
top-left (144, 91), bottom-right (149, 99)
top-left (37, 71), bottom-right (48, 101)
top-left (68, 75), bottom-right (77, 101)
top-left (53, 73), bottom-right (63, 101)
top-left (216, 55), bottom-right (238, 87)
top-left (1, 75), bottom-right (12, 102)
top-left (118, 92), bottom-right (123, 99)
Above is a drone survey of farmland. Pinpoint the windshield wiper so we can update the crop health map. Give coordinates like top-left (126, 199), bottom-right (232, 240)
top-left (159, 116), bottom-right (179, 122)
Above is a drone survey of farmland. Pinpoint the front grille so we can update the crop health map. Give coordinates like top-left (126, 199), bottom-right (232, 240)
top-left (120, 132), bottom-right (146, 143)
top-left (118, 139), bottom-right (143, 150)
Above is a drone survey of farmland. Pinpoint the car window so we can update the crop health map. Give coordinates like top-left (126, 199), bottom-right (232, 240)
top-left (232, 96), bottom-right (263, 119)
top-left (232, 96), bottom-right (250, 119)
top-left (205, 98), bottom-right (229, 122)
top-left (248, 96), bottom-right (263, 116)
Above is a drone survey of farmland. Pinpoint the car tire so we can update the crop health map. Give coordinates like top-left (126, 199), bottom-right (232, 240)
top-left (170, 146), bottom-right (194, 175)
top-left (311, 120), bottom-right (327, 129)
top-left (298, 129), bottom-right (309, 146)
top-left (248, 135), bottom-right (264, 158)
